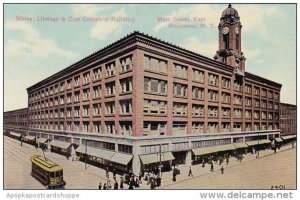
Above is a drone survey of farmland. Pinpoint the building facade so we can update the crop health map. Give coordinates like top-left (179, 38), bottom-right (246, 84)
top-left (280, 103), bottom-right (296, 136)
top-left (3, 108), bottom-right (28, 135)
top-left (4, 5), bottom-right (282, 174)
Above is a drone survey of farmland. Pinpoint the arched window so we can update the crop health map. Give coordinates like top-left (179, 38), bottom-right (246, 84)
top-left (224, 34), bottom-right (229, 49)
top-left (236, 34), bottom-right (239, 50)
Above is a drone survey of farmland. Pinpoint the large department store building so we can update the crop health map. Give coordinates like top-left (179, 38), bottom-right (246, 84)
top-left (4, 5), bottom-right (282, 173)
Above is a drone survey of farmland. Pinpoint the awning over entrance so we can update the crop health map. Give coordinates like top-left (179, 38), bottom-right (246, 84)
top-left (50, 140), bottom-right (71, 150)
top-left (139, 152), bottom-right (175, 165)
top-left (233, 143), bottom-right (248, 149)
top-left (39, 138), bottom-right (49, 144)
top-left (274, 138), bottom-right (283, 142)
top-left (246, 140), bottom-right (270, 146)
top-left (25, 136), bottom-right (36, 141)
top-left (75, 146), bottom-right (115, 161)
top-left (192, 144), bottom-right (236, 156)
top-left (110, 153), bottom-right (133, 165)
top-left (10, 132), bottom-right (21, 137)
top-left (281, 135), bottom-right (296, 140)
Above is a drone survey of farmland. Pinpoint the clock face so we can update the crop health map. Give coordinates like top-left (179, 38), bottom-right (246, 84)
top-left (235, 27), bottom-right (239, 34)
top-left (222, 27), bottom-right (229, 35)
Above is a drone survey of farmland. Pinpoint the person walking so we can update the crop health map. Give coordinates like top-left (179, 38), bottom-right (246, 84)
top-left (188, 166), bottom-right (193, 177)
top-left (226, 156), bottom-right (229, 165)
top-left (220, 166), bottom-right (224, 174)
top-left (103, 183), bottom-right (107, 189)
top-left (106, 166), bottom-right (109, 179)
top-left (19, 135), bottom-right (23, 146)
top-left (120, 176), bottom-right (124, 189)
top-left (210, 162), bottom-right (214, 172)
top-left (113, 168), bottom-right (117, 181)
top-left (113, 181), bottom-right (119, 189)
top-left (98, 182), bottom-right (102, 189)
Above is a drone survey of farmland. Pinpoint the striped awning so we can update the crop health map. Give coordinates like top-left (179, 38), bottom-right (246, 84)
top-left (192, 144), bottom-right (236, 156)
top-left (25, 136), bottom-right (36, 141)
top-left (233, 143), bottom-right (249, 149)
top-left (281, 135), bottom-right (296, 140)
top-left (110, 153), bottom-right (133, 165)
top-left (10, 132), bottom-right (21, 137)
top-left (75, 146), bottom-right (115, 161)
top-left (50, 140), bottom-right (71, 150)
top-left (274, 138), bottom-right (283, 142)
top-left (139, 152), bottom-right (175, 165)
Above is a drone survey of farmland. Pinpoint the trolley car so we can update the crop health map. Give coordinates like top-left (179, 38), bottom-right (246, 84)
top-left (30, 155), bottom-right (66, 189)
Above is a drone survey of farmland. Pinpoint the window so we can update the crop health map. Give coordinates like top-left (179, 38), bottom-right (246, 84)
top-left (83, 72), bottom-right (90, 85)
top-left (208, 74), bottom-right (218, 86)
top-left (208, 90), bottom-right (218, 102)
top-left (208, 122), bottom-right (218, 133)
top-left (221, 107), bottom-right (230, 118)
top-left (83, 122), bottom-right (90, 133)
top-left (93, 67), bottom-right (102, 81)
top-left (83, 89), bottom-right (90, 101)
top-left (254, 111), bottom-right (260, 119)
top-left (261, 89), bottom-right (267, 97)
top-left (105, 102), bottom-right (115, 114)
top-left (119, 121), bottom-right (132, 136)
top-left (74, 107), bottom-right (80, 117)
top-left (192, 87), bottom-right (204, 100)
top-left (221, 123), bottom-right (230, 132)
top-left (193, 69), bottom-right (205, 83)
top-left (144, 77), bottom-right (167, 95)
top-left (93, 122), bottom-right (101, 133)
top-left (173, 102), bottom-right (187, 116)
top-left (222, 77), bottom-right (231, 89)
top-left (222, 92), bottom-right (231, 103)
top-left (106, 62), bottom-right (116, 77)
top-left (245, 84), bottom-right (252, 93)
top-left (143, 122), bottom-right (166, 136)
top-left (173, 63), bottom-right (188, 79)
top-left (173, 83), bottom-right (187, 97)
top-left (105, 81), bottom-right (115, 96)
top-left (208, 106), bottom-right (218, 118)
top-left (234, 109), bottom-right (242, 118)
top-left (144, 99), bottom-right (167, 115)
top-left (192, 104), bottom-right (204, 117)
top-left (254, 99), bottom-right (260, 108)
top-left (173, 122), bottom-right (187, 136)
top-left (144, 55), bottom-right (167, 73)
top-left (245, 110), bottom-right (252, 119)
top-left (74, 76), bottom-right (80, 87)
top-left (120, 55), bottom-right (133, 72)
top-left (93, 104), bottom-right (101, 116)
top-left (120, 100), bottom-right (132, 114)
top-left (234, 81), bottom-right (242, 92)
top-left (245, 97), bottom-right (252, 106)
top-left (82, 106), bottom-right (89, 117)
top-left (261, 111), bottom-right (267, 120)
top-left (120, 77), bottom-right (133, 93)
top-left (233, 123), bottom-right (242, 131)
top-left (93, 86), bottom-right (101, 99)
top-left (192, 122), bottom-right (204, 134)
top-left (254, 87), bottom-right (260, 95)
top-left (105, 121), bottom-right (115, 134)
top-left (234, 95), bottom-right (242, 105)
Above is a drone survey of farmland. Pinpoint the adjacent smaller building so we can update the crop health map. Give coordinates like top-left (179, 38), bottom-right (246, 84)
top-left (3, 108), bottom-right (28, 135)
top-left (280, 103), bottom-right (296, 136)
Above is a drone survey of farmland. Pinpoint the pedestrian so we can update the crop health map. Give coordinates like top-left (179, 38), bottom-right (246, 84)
top-left (107, 179), bottom-right (112, 189)
top-left (188, 166), bottom-right (193, 177)
top-left (220, 166), bottom-right (224, 174)
top-left (106, 166), bottom-right (109, 179)
top-left (20, 135), bottom-right (23, 146)
top-left (35, 142), bottom-right (38, 150)
top-left (128, 177), bottom-right (134, 189)
top-left (202, 160), bottom-right (205, 168)
top-left (210, 162), bottom-right (214, 172)
top-left (150, 178), bottom-right (155, 189)
top-left (103, 183), bottom-right (107, 189)
top-left (66, 153), bottom-right (70, 160)
top-left (172, 168), bottom-right (177, 182)
top-left (98, 182), bottom-right (102, 189)
top-left (114, 181), bottom-right (119, 189)
top-left (138, 172), bottom-right (142, 183)
top-left (226, 156), bottom-right (229, 165)
top-left (113, 168), bottom-right (117, 181)
top-left (120, 176), bottom-right (124, 189)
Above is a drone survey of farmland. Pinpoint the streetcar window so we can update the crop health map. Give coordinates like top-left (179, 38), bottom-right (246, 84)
top-left (50, 172), bottom-right (55, 177)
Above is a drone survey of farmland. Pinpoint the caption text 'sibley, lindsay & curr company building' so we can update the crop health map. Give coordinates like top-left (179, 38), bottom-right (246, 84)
top-left (4, 5), bottom-right (282, 174)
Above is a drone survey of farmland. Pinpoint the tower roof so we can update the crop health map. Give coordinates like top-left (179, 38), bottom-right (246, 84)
top-left (221, 4), bottom-right (239, 19)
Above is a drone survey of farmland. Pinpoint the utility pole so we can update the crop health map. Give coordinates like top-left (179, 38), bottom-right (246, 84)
top-left (257, 132), bottom-right (260, 158)
top-left (85, 140), bottom-right (87, 170)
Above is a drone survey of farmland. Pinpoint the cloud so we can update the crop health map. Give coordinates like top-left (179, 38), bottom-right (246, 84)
top-left (181, 37), bottom-right (218, 58)
top-left (90, 8), bottom-right (127, 40)
top-left (5, 21), bottom-right (76, 61)
top-left (71, 5), bottom-right (107, 17)
top-left (243, 48), bottom-right (261, 60)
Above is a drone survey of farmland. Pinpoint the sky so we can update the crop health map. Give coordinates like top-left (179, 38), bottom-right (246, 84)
top-left (3, 3), bottom-right (296, 112)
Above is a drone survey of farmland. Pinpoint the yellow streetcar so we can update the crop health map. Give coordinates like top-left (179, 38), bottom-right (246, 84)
top-left (30, 155), bottom-right (66, 189)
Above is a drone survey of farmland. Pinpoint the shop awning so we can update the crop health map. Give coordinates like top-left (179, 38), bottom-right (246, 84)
top-left (260, 139), bottom-right (271, 144)
top-left (274, 138), bottom-right (283, 143)
top-left (139, 152), bottom-right (175, 165)
top-left (192, 144), bottom-right (236, 156)
top-left (50, 140), bottom-right (71, 150)
top-left (75, 146), bottom-right (115, 161)
top-left (39, 138), bottom-right (49, 143)
top-left (25, 136), bottom-right (36, 141)
top-left (246, 140), bottom-right (270, 146)
top-left (10, 132), bottom-right (21, 137)
top-left (110, 153), bottom-right (133, 165)
top-left (233, 143), bottom-right (248, 149)
top-left (282, 135), bottom-right (296, 140)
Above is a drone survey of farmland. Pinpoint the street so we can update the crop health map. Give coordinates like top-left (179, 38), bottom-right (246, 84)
top-left (4, 135), bottom-right (296, 189)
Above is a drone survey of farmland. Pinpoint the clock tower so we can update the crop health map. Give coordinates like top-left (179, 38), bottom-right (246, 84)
top-left (214, 4), bottom-right (246, 71)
